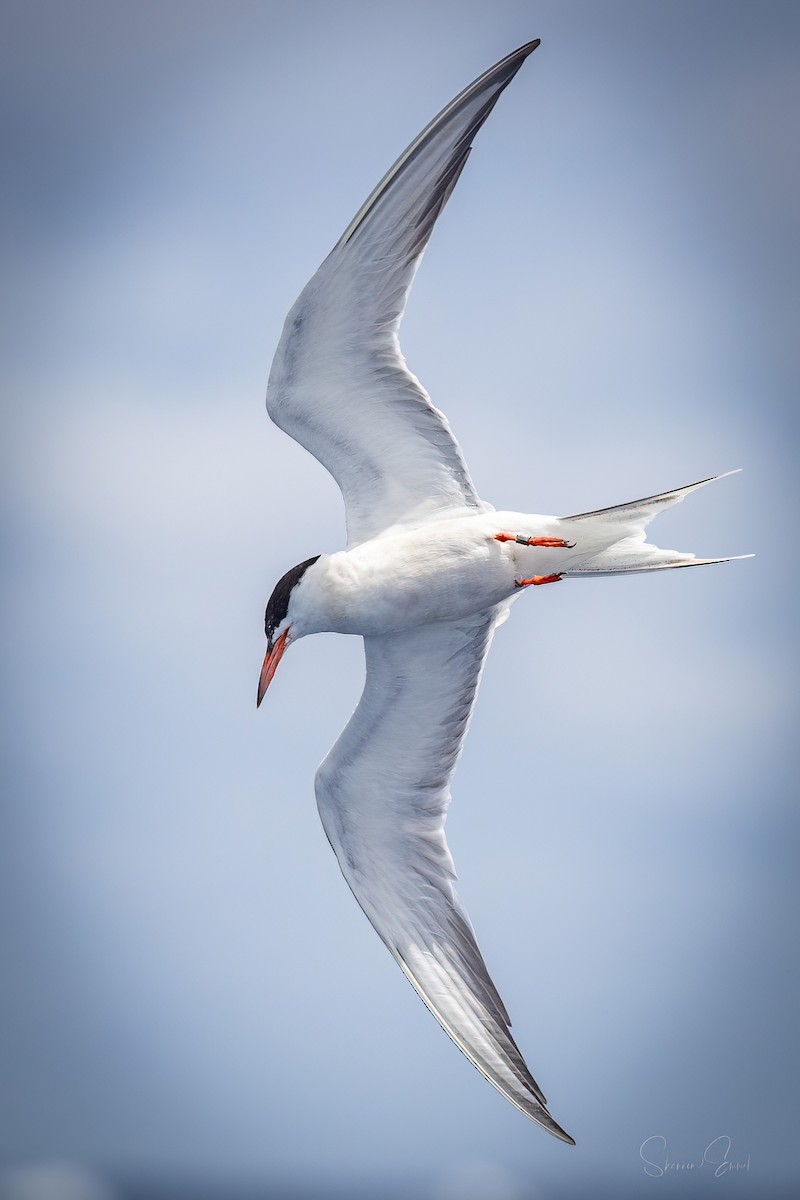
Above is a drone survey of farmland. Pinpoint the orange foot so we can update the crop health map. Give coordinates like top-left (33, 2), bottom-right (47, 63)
top-left (514, 573), bottom-right (563, 589)
top-left (495, 533), bottom-right (576, 548)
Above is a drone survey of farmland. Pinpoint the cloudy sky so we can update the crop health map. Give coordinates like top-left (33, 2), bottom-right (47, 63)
top-left (1, 2), bottom-right (797, 1198)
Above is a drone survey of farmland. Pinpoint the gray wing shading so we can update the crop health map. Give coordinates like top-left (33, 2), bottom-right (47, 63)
top-left (267, 41), bottom-right (540, 546)
top-left (314, 608), bottom-right (574, 1142)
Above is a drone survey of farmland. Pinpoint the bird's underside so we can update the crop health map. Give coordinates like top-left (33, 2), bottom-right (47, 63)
top-left (262, 38), bottom-right (747, 1143)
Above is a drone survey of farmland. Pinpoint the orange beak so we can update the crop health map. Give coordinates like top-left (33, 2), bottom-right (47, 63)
top-left (256, 628), bottom-right (290, 707)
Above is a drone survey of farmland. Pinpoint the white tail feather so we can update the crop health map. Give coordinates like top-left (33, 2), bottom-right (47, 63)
top-left (562, 470), bottom-right (741, 525)
top-left (560, 472), bottom-right (750, 577)
top-left (565, 550), bottom-right (753, 578)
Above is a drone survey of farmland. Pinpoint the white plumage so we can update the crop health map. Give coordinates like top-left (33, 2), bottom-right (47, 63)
top-left (258, 39), bottom-right (748, 1143)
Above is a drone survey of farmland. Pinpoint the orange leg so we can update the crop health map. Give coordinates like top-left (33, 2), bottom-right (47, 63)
top-left (495, 533), bottom-right (575, 548)
top-left (515, 573), bottom-right (563, 589)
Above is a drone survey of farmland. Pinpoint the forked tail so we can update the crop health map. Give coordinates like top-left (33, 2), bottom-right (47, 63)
top-left (559, 471), bottom-right (752, 577)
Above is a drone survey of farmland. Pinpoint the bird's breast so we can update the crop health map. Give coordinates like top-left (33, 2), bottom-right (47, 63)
top-left (304, 517), bottom-right (519, 636)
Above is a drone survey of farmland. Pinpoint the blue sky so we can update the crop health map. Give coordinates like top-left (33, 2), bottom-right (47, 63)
top-left (1, 2), bottom-right (797, 1198)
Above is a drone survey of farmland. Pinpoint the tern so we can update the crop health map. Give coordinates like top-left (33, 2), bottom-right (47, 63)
top-left (257, 39), bottom-right (747, 1143)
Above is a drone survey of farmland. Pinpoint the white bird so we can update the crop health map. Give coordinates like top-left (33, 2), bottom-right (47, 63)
top-left (258, 39), bottom-right (747, 1143)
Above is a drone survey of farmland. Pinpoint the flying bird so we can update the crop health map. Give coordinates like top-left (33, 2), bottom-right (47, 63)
top-left (258, 39), bottom-right (747, 1143)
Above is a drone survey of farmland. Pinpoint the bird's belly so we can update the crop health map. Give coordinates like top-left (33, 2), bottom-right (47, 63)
top-left (316, 520), bottom-right (517, 636)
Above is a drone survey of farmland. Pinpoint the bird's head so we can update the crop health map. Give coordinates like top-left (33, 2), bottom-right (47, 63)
top-left (257, 555), bottom-right (321, 707)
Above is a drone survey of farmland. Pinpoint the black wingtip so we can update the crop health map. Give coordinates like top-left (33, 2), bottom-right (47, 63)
top-left (491, 39), bottom-right (541, 79)
top-left (510, 38), bottom-right (541, 61)
top-left (480, 39), bottom-right (540, 97)
top-left (336, 37), bottom-right (542, 251)
top-left (536, 1104), bottom-right (576, 1146)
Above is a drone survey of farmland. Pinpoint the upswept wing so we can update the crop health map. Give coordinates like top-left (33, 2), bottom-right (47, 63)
top-left (267, 41), bottom-right (540, 546)
top-left (314, 610), bottom-right (574, 1142)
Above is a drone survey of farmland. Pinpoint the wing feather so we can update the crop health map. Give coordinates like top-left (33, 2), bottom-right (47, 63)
top-left (314, 610), bottom-right (574, 1142)
top-left (267, 42), bottom-right (540, 545)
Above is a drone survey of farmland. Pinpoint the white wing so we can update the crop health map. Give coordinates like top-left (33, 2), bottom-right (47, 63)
top-left (267, 41), bottom-right (540, 546)
top-left (314, 610), bottom-right (574, 1142)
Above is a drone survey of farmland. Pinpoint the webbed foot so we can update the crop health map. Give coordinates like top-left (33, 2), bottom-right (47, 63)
top-left (514, 572), bottom-right (563, 588)
top-left (495, 533), bottom-right (575, 548)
